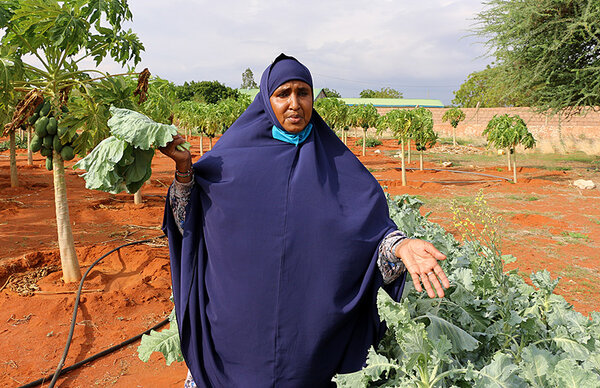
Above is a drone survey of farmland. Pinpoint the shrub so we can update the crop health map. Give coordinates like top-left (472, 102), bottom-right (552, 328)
top-left (355, 137), bottom-right (382, 147)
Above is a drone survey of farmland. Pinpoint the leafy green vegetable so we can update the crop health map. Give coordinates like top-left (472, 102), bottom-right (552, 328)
top-left (73, 136), bottom-right (130, 194)
top-left (176, 141), bottom-right (191, 152)
top-left (335, 194), bottom-right (600, 387)
top-left (137, 308), bottom-right (183, 366)
top-left (107, 106), bottom-right (178, 150)
top-left (75, 106), bottom-right (183, 194)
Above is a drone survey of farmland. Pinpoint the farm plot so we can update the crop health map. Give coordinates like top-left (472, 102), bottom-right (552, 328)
top-left (0, 136), bottom-right (598, 386)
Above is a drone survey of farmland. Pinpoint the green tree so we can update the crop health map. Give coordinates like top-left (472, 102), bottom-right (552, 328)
top-left (474, 0), bottom-right (600, 115)
top-left (0, 46), bottom-right (24, 187)
top-left (377, 109), bottom-right (412, 186)
top-left (314, 97), bottom-right (349, 143)
top-left (241, 67), bottom-right (258, 89)
top-left (411, 107), bottom-right (437, 171)
top-left (441, 107), bottom-right (466, 146)
top-left (360, 87), bottom-right (402, 99)
top-left (322, 88), bottom-right (341, 98)
top-left (451, 65), bottom-right (528, 108)
top-left (174, 100), bottom-right (208, 154)
top-left (349, 104), bottom-right (379, 156)
top-left (483, 114), bottom-right (536, 183)
top-left (0, 0), bottom-right (144, 283)
top-left (175, 80), bottom-right (239, 104)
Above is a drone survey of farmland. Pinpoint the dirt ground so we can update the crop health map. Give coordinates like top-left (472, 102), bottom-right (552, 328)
top-left (0, 136), bottom-right (598, 387)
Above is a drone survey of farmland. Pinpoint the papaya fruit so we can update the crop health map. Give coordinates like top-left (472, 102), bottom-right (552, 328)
top-left (34, 100), bottom-right (44, 114)
top-left (42, 135), bottom-right (53, 149)
top-left (46, 117), bottom-right (58, 135)
top-left (57, 125), bottom-right (68, 138)
top-left (28, 112), bottom-right (39, 125)
top-left (40, 100), bottom-right (51, 116)
top-left (35, 116), bottom-right (49, 137)
top-left (61, 145), bottom-right (75, 161)
top-left (30, 135), bottom-right (42, 153)
top-left (45, 156), bottom-right (53, 171)
top-left (52, 135), bottom-right (63, 152)
top-left (40, 147), bottom-right (52, 157)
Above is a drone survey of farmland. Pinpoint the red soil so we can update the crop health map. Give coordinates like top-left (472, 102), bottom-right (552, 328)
top-left (0, 136), bottom-right (598, 387)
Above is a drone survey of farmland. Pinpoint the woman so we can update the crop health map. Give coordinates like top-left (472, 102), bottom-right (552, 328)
top-left (160, 54), bottom-right (449, 387)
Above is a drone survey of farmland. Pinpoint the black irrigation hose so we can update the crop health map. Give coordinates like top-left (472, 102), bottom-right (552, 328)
top-left (18, 235), bottom-right (168, 388)
top-left (399, 167), bottom-right (514, 182)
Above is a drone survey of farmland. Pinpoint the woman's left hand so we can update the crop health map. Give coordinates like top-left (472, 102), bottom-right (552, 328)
top-left (395, 238), bottom-right (450, 298)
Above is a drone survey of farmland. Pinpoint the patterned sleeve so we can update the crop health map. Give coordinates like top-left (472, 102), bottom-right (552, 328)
top-left (377, 230), bottom-right (407, 284)
top-left (169, 176), bottom-right (194, 235)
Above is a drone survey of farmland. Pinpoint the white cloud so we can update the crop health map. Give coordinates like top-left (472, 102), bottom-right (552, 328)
top-left (85, 0), bottom-right (492, 104)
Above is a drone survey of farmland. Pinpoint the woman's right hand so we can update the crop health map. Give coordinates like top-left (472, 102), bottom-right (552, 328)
top-left (159, 135), bottom-right (193, 181)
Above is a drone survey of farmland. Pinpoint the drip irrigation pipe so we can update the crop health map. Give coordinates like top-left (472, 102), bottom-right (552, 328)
top-left (17, 235), bottom-right (168, 388)
top-left (398, 167), bottom-right (514, 182)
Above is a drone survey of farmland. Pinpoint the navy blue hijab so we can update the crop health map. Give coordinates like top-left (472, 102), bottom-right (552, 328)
top-left (163, 54), bottom-right (406, 387)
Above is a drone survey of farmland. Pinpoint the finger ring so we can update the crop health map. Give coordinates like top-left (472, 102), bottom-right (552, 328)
top-left (427, 271), bottom-right (434, 276)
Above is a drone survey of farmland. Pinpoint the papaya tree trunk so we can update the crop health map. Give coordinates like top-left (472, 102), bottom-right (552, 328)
top-left (420, 151), bottom-right (424, 171)
top-left (507, 148), bottom-right (511, 171)
top-left (27, 128), bottom-right (33, 166)
top-left (407, 139), bottom-right (412, 164)
top-left (453, 126), bottom-right (457, 146)
top-left (134, 190), bottom-right (143, 205)
top-left (362, 128), bottom-right (367, 156)
top-left (401, 139), bottom-right (406, 186)
top-left (9, 131), bottom-right (18, 188)
top-left (53, 152), bottom-right (81, 283)
top-left (199, 132), bottom-right (204, 156)
top-left (512, 149), bottom-right (517, 183)
top-left (209, 137), bottom-right (213, 150)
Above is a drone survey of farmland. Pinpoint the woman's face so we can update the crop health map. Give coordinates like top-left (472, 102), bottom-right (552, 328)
top-left (269, 80), bottom-right (313, 133)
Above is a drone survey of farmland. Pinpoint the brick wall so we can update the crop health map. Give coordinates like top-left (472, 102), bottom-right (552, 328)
top-left (365, 107), bottom-right (600, 154)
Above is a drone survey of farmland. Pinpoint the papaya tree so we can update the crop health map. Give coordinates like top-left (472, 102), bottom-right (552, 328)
top-left (314, 98), bottom-right (349, 142)
top-left (377, 109), bottom-right (412, 186)
top-left (217, 98), bottom-right (242, 135)
top-left (0, 46), bottom-right (24, 187)
top-left (483, 114), bottom-right (536, 183)
top-left (0, 0), bottom-right (144, 282)
top-left (442, 107), bottom-right (466, 146)
top-left (411, 107), bottom-right (437, 171)
top-left (204, 104), bottom-right (222, 150)
top-left (339, 105), bottom-right (353, 146)
top-left (314, 98), bottom-right (336, 132)
top-left (174, 100), bottom-right (207, 154)
top-left (349, 103), bottom-right (379, 156)
top-left (196, 104), bottom-right (212, 155)
top-left (329, 99), bottom-right (349, 144)
top-left (173, 101), bottom-right (196, 143)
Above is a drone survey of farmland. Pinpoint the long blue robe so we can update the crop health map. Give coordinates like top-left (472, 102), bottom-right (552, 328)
top-left (163, 54), bottom-right (406, 387)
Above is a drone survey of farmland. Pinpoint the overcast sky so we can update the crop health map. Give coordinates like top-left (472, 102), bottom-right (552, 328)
top-left (96, 0), bottom-right (493, 105)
